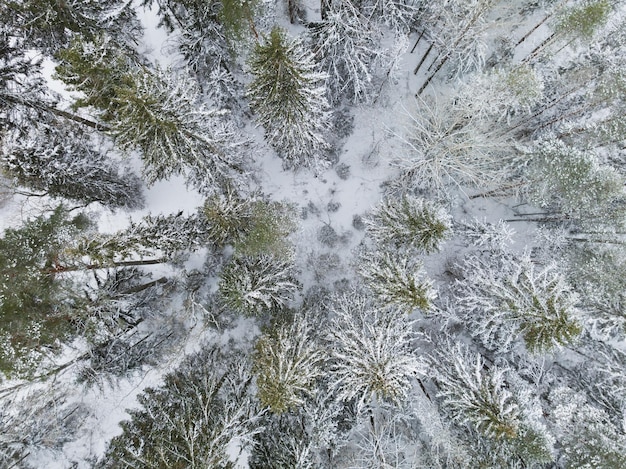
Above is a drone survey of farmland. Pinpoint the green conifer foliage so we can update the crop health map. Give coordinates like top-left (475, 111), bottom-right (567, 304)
top-left (556, 0), bottom-right (611, 42)
top-left (365, 195), bottom-right (451, 253)
top-left (253, 316), bottom-right (323, 413)
top-left (219, 255), bottom-right (300, 316)
top-left (53, 34), bottom-right (136, 121)
top-left (248, 28), bottom-right (330, 169)
top-left (457, 254), bottom-right (582, 353)
top-left (430, 344), bottom-right (554, 466)
top-left (358, 251), bottom-right (436, 312)
top-left (527, 139), bottom-right (625, 221)
top-left (111, 67), bottom-right (247, 192)
top-left (0, 207), bottom-right (89, 376)
top-left (203, 193), bottom-right (297, 258)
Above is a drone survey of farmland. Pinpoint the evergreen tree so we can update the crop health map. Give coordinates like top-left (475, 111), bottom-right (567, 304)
top-left (357, 250), bottom-right (436, 312)
top-left (111, 67), bottom-right (249, 193)
top-left (1, 120), bottom-right (144, 210)
top-left (249, 390), bottom-right (343, 468)
top-left (566, 245), bottom-right (626, 338)
top-left (203, 193), bottom-right (297, 258)
top-left (218, 254), bottom-right (300, 316)
top-left (99, 345), bottom-right (262, 468)
top-left (248, 27), bottom-right (331, 169)
top-left (0, 208), bottom-right (211, 377)
top-left (456, 253), bottom-right (582, 353)
top-left (253, 314), bottom-right (324, 413)
top-left (365, 195), bottom-right (451, 254)
top-left (53, 33), bottom-right (138, 122)
top-left (0, 28), bottom-right (47, 131)
top-left (429, 343), bottom-right (553, 466)
top-left (0, 0), bottom-right (141, 55)
top-left (0, 207), bottom-right (90, 376)
top-left (525, 138), bottom-right (625, 222)
top-left (327, 291), bottom-right (421, 408)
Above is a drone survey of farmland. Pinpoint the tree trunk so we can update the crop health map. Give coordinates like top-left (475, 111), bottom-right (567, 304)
top-left (413, 42), bottom-right (434, 75)
top-left (47, 258), bottom-right (168, 274)
top-left (3, 94), bottom-right (110, 131)
top-left (515, 13), bottom-right (552, 46)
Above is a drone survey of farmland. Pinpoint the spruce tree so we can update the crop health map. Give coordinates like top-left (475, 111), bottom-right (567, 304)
top-left (111, 67), bottom-right (248, 193)
top-left (365, 195), bottom-right (451, 254)
top-left (429, 343), bottom-right (554, 466)
top-left (1, 120), bottom-right (144, 210)
top-left (526, 138), bottom-right (625, 222)
top-left (456, 253), bottom-right (582, 353)
top-left (218, 254), bottom-right (300, 316)
top-left (358, 250), bottom-right (436, 312)
top-left (327, 291), bottom-right (421, 408)
top-left (248, 27), bottom-right (330, 169)
top-left (253, 315), bottom-right (324, 413)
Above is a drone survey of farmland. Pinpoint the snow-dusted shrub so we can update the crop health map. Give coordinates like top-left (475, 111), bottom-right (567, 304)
top-left (358, 250), bottom-right (436, 312)
top-left (219, 254), bottom-right (300, 316)
top-left (365, 195), bottom-right (451, 253)
top-left (253, 314), bottom-right (324, 413)
top-left (248, 28), bottom-right (331, 170)
top-left (456, 253), bottom-right (582, 353)
top-left (327, 291), bottom-right (421, 407)
top-left (317, 223), bottom-right (339, 248)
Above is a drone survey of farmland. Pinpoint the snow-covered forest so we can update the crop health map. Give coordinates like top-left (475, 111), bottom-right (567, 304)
top-left (1, 0), bottom-right (626, 467)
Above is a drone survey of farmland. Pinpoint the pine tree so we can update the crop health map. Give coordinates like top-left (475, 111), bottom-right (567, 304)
top-left (0, 207), bottom-right (90, 376)
top-left (429, 343), bottom-right (554, 466)
top-left (365, 195), bottom-right (451, 254)
top-left (203, 193), bottom-right (297, 257)
top-left (456, 253), bottom-right (582, 353)
top-left (99, 345), bottom-right (262, 468)
top-left (1, 120), bottom-right (144, 210)
top-left (111, 67), bottom-right (249, 193)
top-left (0, 0), bottom-right (141, 55)
top-left (357, 250), bottom-right (436, 312)
top-left (248, 27), bottom-right (331, 169)
top-left (0, 208), bottom-right (211, 376)
top-left (218, 254), bottom-right (300, 316)
top-left (253, 314), bottom-right (324, 413)
top-left (327, 291), bottom-right (421, 408)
